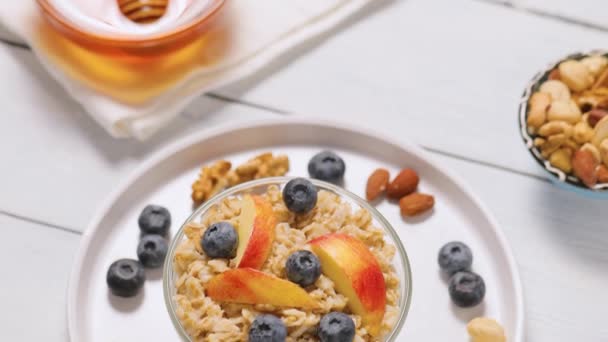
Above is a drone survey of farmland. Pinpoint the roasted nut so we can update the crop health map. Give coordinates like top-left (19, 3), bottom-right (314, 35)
top-left (547, 99), bottom-right (582, 123)
top-left (366, 168), bottom-right (390, 201)
top-left (191, 160), bottom-right (234, 204)
top-left (533, 137), bottom-right (546, 147)
top-left (559, 59), bottom-right (594, 92)
top-left (191, 153), bottom-right (289, 204)
top-left (548, 68), bottom-right (561, 81)
top-left (581, 143), bottom-right (602, 163)
top-left (600, 139), bottom-right (608, 167)
top-left (537, 121), bottom-right (573, 137)
top-left (597, 165), bottom-right (608, 183)
top-left (540, 133), bottom-right (568, 158)
top-left (587, 109), bottom-right (608, 127)
top-left (467, 317), bottom-right (506, 342)
top-left (549, 148), bottom-right (573, 173)
top-left (573, 119), bottom-right (594, 144)
top-left (527, 92), bottom-right (551, 131)
top-left (581, 55), bottom-right (608, 77)
top-left (387, 169), bottom-right (419, 199)
top-left (593, 68), bottom-right (608, 89)
top-left (539, 80), bottom-right (571, 101)
top-left (592, 116), bottom-right (608, 147)
top-left (563, 138), bottom-right (580, 152)
top-left (234, 152), bottom-right (289, 182)
top-left (572, 149), bottom-right (598, 188)
top-left (399, 193), bottom-right (434, 216)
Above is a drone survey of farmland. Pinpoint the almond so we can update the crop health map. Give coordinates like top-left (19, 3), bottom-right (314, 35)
top-left (366, 168), bottom-right (390, 201)
top-left (572, 149), bottom-right (598, 188)
top-left (597, 165), bottom-right (608, 183)
top-left (587, 109), bottom-right (608, 128)
top-left (387, 169), bottom-right (419, 199)
top-left (399, 193), bottom-right (434, 216)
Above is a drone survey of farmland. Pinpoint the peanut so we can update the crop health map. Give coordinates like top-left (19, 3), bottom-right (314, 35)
top-left (549, 148), bottom-right (573, 173)
top-left (573, 119), bottom-right (594, 144)
top-left (587, 109), bottom-right (608, 127)
top-left (467, 317), bottom-right (506, 342)
top-left (539, 80), bottom-right (571, 101)
top-left (547, 99), bottom-right (582, 123)
top-left (559, 59), bottom-right (594, 92)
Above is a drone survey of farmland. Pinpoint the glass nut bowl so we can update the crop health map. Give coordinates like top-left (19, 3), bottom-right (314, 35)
top-left (163, 177), bottom-right (412, 341)
top-left (36, 0), bottom-right (226, 54)
top-left (518, 50), bottom-right (608, 199)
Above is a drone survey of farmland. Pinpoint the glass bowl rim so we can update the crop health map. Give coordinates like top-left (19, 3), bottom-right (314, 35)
top-left (162, 176), bottom-right (413, 341)
top-left (36, 0), bottom-right (226, 46)
top-left (518, 49), bottom-right (608, 198)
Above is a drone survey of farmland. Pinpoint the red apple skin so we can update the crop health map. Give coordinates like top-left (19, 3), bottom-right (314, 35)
top-left (205, 268), bottom-right (319, 309)
top-left (309, 233), bottom-right (386, 336)
top-left (235, 195), bottom-right (276, 269)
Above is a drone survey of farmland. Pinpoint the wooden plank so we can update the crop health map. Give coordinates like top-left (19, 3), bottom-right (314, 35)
top-left (215, 0), bottom-right (608, 178)
top-left (0, 45), bottom-right (279, 231)
top-left (0, 214), bottom-right (80, 341)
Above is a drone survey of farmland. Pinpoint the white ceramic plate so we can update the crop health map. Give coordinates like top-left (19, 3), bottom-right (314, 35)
top-left (67, 119), bottom-right (524, 341)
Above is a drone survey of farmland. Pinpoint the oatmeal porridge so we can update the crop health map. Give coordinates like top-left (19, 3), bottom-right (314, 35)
top-left (172, 184), bottom-right (400, 342)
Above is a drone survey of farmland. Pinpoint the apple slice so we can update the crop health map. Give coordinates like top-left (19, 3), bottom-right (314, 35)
top-left (206, 268), bottom-right (319, 309)
top-left (234, 195), bottom-right (276, 269)
top-left (309, 233), bottom-right (386, 336)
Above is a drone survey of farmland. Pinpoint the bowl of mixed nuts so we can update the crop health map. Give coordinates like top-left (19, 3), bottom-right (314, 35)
top-left (519, 50), bottom-right (608, 197)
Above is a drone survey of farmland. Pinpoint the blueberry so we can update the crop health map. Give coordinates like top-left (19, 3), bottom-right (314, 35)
top-left (106, 259), bottom-right (145, 297)
top-left (448, 271), bottom-right (486, 308)
top-left (438, 241), bottom-right (473, 275)
top-left (308, 151), bottom-right (346, 184)
top-left (285, 250), bottom-right (321, 287)
top-left (137, 234), bottom-right (168, 268)
top-left (201, 222), bottom-right (238, 259)
top-left (138, 205), bottom-right (171, 236)
top-left (318, 312), bottom-right (355, 342)
top-left (283, 178), bottom-right (318, 214)
top-left (248, 314), bottom-right (287, 342)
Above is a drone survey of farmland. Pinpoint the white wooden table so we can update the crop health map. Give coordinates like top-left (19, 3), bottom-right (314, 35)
top-left (1, 0), bottom-right (608, 340)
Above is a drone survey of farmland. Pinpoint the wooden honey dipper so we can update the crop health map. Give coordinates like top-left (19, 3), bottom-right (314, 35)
top-left (118, 0), bottom-right (168, 24)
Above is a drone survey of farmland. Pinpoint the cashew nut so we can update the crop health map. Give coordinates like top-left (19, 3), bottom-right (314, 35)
top-left (467, 317), bottom-right (506, 342)
top-left (573, 119), bottom-right (594, 144)
top-left (559, 59), bottom-right (594, 92)
top-left (549, 148), bottom-right (573, 173)
top-left (527, 92), bottom-right (551, 131)
top-left (538, 121), bottom-right (573, 137)
top-left (539, 80), bottom-right (571, 101)
top-left (581, 143), bottom-right (602, 163)
top-left (547, 99), bottom-right (582, 123)
top-left (581, 55), bottom-right (608, 77)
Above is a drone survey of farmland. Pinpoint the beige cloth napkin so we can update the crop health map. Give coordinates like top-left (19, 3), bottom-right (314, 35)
top-left (0, 0), bottom-right (370, 139)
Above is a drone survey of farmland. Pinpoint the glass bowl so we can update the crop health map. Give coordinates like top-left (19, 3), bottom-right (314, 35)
top-left (36, 0), bottom-right (225, 55)
top-left (163, 177), bottom-right (412, 341)
top-left (518, 50), bottom-right (608, 199)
